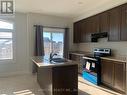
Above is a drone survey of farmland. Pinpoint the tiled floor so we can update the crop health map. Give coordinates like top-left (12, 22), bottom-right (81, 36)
top-left (0, 74), bottom-right (123, 95)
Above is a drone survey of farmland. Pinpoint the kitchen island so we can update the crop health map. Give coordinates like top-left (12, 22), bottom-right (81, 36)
top-left (31, 56), bottom-right (78, 95)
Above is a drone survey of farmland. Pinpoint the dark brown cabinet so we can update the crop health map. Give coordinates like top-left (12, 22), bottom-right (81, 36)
top-left (100, 12), bottom-right (109, 33)
top-left (90, 15), bottom-right (100, 34)
top-left (68, 53), bottom-right (83, 74)
top-left (108, 7), bottom-right (121, 41)
top-left (101, 60), bottom-right (114, 86)
top-left (74, 15), bottom-right (100, 43)
top-left (73, 3), bottom-right (127, 43)
top-left (114, 62), bottom-right (126, 92)
top-left (101, 59), bottom-right (126, 93)
top-left (121, 4), bottom-right (127, 41)
top-left (74, 22), bottom-right (81, 43)
top-left (80, 20), bottom-right (87, 42)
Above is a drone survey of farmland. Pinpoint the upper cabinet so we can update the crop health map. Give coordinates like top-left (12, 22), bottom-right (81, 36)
top-left (121, 4), bottom-right (127, 41)
top-left (73, 3), bottom-right (127, 43)
top-left (108, 6), bottom-right (121, 41)
top-left (74, 15), bottom-right (100, 43)
top-left (100, 12), bottom-right (109, 33)
top-left (73, 21), bottom-right (81, 43)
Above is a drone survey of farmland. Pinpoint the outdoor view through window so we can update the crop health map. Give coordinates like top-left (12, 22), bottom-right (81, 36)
top-left (43, 28), bottom-right (64, 58)
top-left (0, 20), bottom-right (13, 60)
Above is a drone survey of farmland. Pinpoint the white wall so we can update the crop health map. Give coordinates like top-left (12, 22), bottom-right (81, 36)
top-left (0, 13), bottom-right (29, 76)
top-left (0, 12), bottom-right (77, 76)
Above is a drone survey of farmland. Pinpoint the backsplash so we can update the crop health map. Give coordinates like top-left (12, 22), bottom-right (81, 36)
top-left (77, 38), bottom-right (127, 56)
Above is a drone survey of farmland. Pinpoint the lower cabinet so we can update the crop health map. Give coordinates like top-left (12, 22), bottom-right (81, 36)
top-left (101, 59), bottom-right (126, 93)
top-left (114, 62), bottom-right (126, 92)
top-left (101, 60), bottom-right (114, 86)
top-left (68, 53), bottom-right (83, 74)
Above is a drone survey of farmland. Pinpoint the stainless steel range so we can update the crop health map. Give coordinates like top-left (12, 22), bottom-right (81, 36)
top-left (82, 48), bottom-right (111, 85)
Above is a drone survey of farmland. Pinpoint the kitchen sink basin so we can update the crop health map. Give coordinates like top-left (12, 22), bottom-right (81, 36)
top-left (51, 58), bottom-right (68, 63)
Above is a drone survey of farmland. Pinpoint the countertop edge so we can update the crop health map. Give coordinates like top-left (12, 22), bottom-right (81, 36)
top-left (31, 57), bottom-right (78, 68)
top-left (101, 57), bottom-right (127, 63)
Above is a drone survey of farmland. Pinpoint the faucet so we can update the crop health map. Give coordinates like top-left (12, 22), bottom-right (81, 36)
top-left (49, 52), bottom-right (57, 61)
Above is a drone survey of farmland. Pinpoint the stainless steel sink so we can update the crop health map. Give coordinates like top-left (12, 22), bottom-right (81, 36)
top-left (51, 58), bottom-right (68, 63)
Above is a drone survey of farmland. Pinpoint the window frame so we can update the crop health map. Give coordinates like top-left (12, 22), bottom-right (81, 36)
top-left (0, 19), bottom-right (16, 64)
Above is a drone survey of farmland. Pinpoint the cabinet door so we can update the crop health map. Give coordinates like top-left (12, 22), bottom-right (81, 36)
top-left (85, 16), bottom-right (100, 42)
top-left (121, 4), bottom-right (127, 41)
top-left (69, 53), bottom-right (83, 74)
top-left (101, 59), bottom-right (114, 86)
top-left (53, 65), bottom-right (78, 95)
top-left (114, 62), bottom-right (126, 92)
top-left (91, 15), bottom-right (100, 33)
top-left (73, 22), bottom-right (81, 43)
top-left (108, 7), bottom-right (121, 41)
top-left (85, 18), bottom-right (92, 42)
top-left (80, 20), bottom-right (86, 42)
top-left (100, 12), bottom-right (109, 33)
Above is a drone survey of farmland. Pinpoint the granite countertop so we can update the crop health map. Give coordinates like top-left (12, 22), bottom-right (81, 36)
top-left (101, 56), bottom-right (127, 63)
top-left (31, 56), bottom-right (78, 68)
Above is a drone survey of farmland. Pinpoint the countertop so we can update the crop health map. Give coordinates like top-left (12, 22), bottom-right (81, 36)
top-left (31, 56), bottom-right (78, 68)
top-left (101, 56), bottom-right (127, 63)
top-left (69, 51), bottom-right (127, 63)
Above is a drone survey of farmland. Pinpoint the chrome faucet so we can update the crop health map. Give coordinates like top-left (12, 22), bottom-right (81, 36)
top-left (49, 52), bottom-right (57, 61)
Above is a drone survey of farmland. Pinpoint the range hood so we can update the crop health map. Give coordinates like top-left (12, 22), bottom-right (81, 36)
top-left (91, 32), bottom-right (108, 42)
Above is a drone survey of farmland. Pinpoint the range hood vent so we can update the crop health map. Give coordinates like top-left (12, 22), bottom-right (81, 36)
top-left (91, 32), bottom-right (108, 42)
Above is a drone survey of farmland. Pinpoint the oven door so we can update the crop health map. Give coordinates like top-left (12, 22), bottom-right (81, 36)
top-left (82, 57), bottom-right (101, 85)
top-left (82, 57), bottom-right (97, 74)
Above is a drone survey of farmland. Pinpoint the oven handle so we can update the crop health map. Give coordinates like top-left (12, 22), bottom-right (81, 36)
top-left (82, 57), bottom-right (97, 61)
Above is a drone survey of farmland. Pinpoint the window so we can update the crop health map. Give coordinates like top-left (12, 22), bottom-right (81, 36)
top-left (0, 20), bottom-right (13, 60)
top-left (43, 28), bottom-right (65, 58)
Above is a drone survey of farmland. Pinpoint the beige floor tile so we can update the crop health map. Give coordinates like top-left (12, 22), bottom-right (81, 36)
top-left (0, 74), bottom-right (123, 95)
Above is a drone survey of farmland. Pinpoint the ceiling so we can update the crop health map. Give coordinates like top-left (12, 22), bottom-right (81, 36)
top-left (15, 0), bottom-right (127, 19)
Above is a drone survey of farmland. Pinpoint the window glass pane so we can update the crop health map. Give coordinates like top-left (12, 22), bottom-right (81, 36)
top-left (0, 39), bottom-right (13, 60)
top-left (43, 32), bottom-right (52, 56)
top-left (52, 32), bottom-right (64, 57)
top-left (43, 30), bottom-right (64, 58)
top-left (0, 20), bottom-right (13, 29)
top-left (0, 32), bottom-right (12, 38)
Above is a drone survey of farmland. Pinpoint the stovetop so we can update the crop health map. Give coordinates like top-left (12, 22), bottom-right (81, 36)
top-left (85, 48), bottom-right (111, 58)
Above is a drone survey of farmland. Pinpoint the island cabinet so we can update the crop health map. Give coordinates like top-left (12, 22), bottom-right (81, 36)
top-left (52, 65), bottom-right (78, 95)
top-left (101, 59), bottom-right (126, 93)
top-left (37, 65), bottom-right (78, 95)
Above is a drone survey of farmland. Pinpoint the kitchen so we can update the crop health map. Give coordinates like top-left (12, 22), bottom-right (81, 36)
top-left (0, 0), bottom-right (127, 95)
